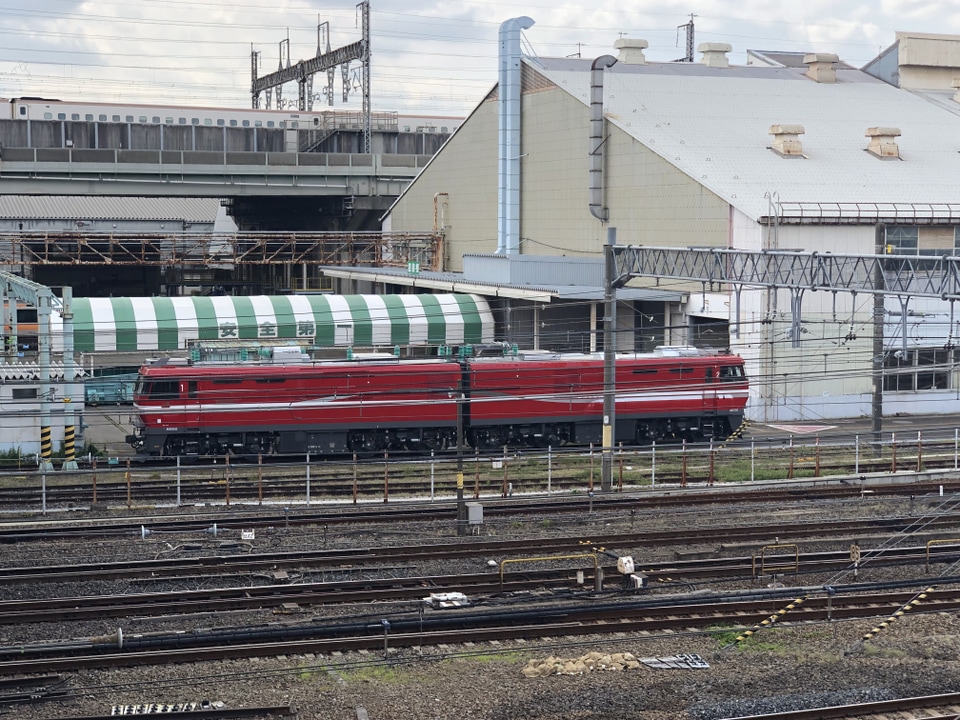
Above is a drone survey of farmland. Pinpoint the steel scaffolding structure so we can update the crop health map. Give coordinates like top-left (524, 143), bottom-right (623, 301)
top-left (612, 245), bottom-right (960, 299)
top-left (0, 231), bottom-right (442, 269)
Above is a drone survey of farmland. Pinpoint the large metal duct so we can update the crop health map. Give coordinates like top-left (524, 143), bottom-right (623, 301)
top-left (497, 16), bottom-right (535, 255)
top-left (589, 55), bottom-right (618, 223)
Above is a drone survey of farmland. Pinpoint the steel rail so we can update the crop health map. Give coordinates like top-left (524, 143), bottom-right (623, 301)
top-left (4, 546), bottom-right (960, 626)
top-left (6, 589), bottom-right (960, 674)
top-left (5, 516), bottom-right (960, 584)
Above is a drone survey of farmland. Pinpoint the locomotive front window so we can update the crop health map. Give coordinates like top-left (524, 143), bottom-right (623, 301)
top-left (718, 365), bottom-right (745, 381)
top-left (145, 380), bottom-right (179, 400)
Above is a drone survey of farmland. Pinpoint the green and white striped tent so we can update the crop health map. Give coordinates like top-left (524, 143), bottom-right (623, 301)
top-left (50, 294), bottom-right (494, 353)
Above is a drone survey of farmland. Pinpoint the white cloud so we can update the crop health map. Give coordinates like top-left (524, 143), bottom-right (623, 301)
top-left (1, 0), bottom-right (959, 115)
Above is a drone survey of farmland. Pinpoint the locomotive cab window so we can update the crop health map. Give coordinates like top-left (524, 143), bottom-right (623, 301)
top-left (142, 380), bottom-right (179, 400)
top-left (718, 365), bottom-right (745, 381)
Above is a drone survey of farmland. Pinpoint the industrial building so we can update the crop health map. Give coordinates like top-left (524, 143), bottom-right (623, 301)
top-left (338, 27), bottom-right (960, 423)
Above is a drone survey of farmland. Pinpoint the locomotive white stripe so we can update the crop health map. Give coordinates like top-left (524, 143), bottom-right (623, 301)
top-left (137, 387), bottom-right (749, 416)
top-left (364, 295), bottom-right (392, 346)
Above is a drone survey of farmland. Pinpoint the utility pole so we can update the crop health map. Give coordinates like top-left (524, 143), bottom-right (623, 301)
top-left (872, 224), bottom-right (885, 455)
top-left (601, 227), bottom-right (617, 492)
top-left (456, 362), bottom-right (466, 536)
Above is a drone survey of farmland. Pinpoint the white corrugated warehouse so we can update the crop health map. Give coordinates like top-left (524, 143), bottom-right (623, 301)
top-left (380, 28), bottom-right (960, 422)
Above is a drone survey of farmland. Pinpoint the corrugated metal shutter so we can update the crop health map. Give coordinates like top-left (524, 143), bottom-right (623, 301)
top-left (53, 294), bottom-right (493, 352)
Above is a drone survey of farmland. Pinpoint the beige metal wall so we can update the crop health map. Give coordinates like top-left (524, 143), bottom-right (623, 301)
top-left (388, 80), bottom-right (730, 270)
top-left (386, 99), bottom-right (499, 272)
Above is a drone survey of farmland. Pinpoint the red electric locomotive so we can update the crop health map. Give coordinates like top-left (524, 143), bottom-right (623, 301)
top-left (126, 346), bottom-right (748, 458)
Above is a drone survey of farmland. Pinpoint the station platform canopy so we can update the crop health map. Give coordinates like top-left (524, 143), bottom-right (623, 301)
top-left (49, 293), bottom-right (493, 353)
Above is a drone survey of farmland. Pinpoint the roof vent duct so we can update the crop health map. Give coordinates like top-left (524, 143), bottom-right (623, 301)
top-left (768, 124), bottom-right (805, 157)
top-left (496, 16), bottom-right (535, 256)
top-left (865, 127), bottom-right (901, 159)
top-left (589, 55), bottom-right (618, 223)
top-left (698, 42), bottom-right (732, 68)
top-left (614, 38), bottom-right (648, 65)
top-left (804, 53), bottom-right (839, 83)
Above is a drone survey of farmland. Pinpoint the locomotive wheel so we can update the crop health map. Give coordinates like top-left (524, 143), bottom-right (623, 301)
top-left (421, 431), bottom-right (447, 452)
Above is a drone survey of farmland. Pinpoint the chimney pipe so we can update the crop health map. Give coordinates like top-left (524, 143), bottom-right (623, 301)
top-left (497, 16), bottom-right (535, 256)
top-left (768, 124), bottom-right (805, 157)
top-left (804, 53), bottom-right (839, 83)
top-left (865, 127), bottom-right (901, 159)
top-left (614, 38), bottom-right (648, 64)
top-left (589, 55), bottom-right (618, 223)
top-left (699, 42), bottom-right (732, 68)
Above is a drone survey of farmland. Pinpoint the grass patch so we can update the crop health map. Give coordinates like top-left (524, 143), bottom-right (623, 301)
top-left (341, 665), bottom-right (405, 684)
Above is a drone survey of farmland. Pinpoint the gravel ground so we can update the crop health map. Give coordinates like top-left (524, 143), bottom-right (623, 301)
top-left (12, 614), bottom-right (960, 719)
top-left (5, 493), bottom-right (960, 719)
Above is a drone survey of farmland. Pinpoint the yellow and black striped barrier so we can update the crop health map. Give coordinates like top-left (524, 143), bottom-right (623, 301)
top-left (859, 587), bottom-right (933, 645)
top-left (63, 398), bottom-right (75, 465)
top-left (723, 595), bottom-right (807, 651)
top-left (718, 419), bottom-right (751, 451)
top-left (40, 425), bottom-right (53, 464)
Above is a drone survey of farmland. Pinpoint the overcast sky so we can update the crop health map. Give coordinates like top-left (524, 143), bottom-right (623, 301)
top-left (0, 0), bottom-right (956, 118)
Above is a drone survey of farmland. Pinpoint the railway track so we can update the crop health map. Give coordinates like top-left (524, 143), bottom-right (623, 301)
top-left (7, 516), bottom-right (960, 584)
top-left (721, 692), bottom-right (960, 719)
top-left (4, 545), bottom-right (960, 626)
top-left (2, 478), bottom-right (960, 541)
top-left (5, 586), bottom-right (960, 674)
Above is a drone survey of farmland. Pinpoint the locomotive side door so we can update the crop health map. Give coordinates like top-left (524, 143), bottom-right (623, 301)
top-left (703, 366), bottom-right (719, 414)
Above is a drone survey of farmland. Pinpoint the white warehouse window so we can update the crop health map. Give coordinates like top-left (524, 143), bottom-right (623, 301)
top-left (884, 349), bottom-right (953, 392)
